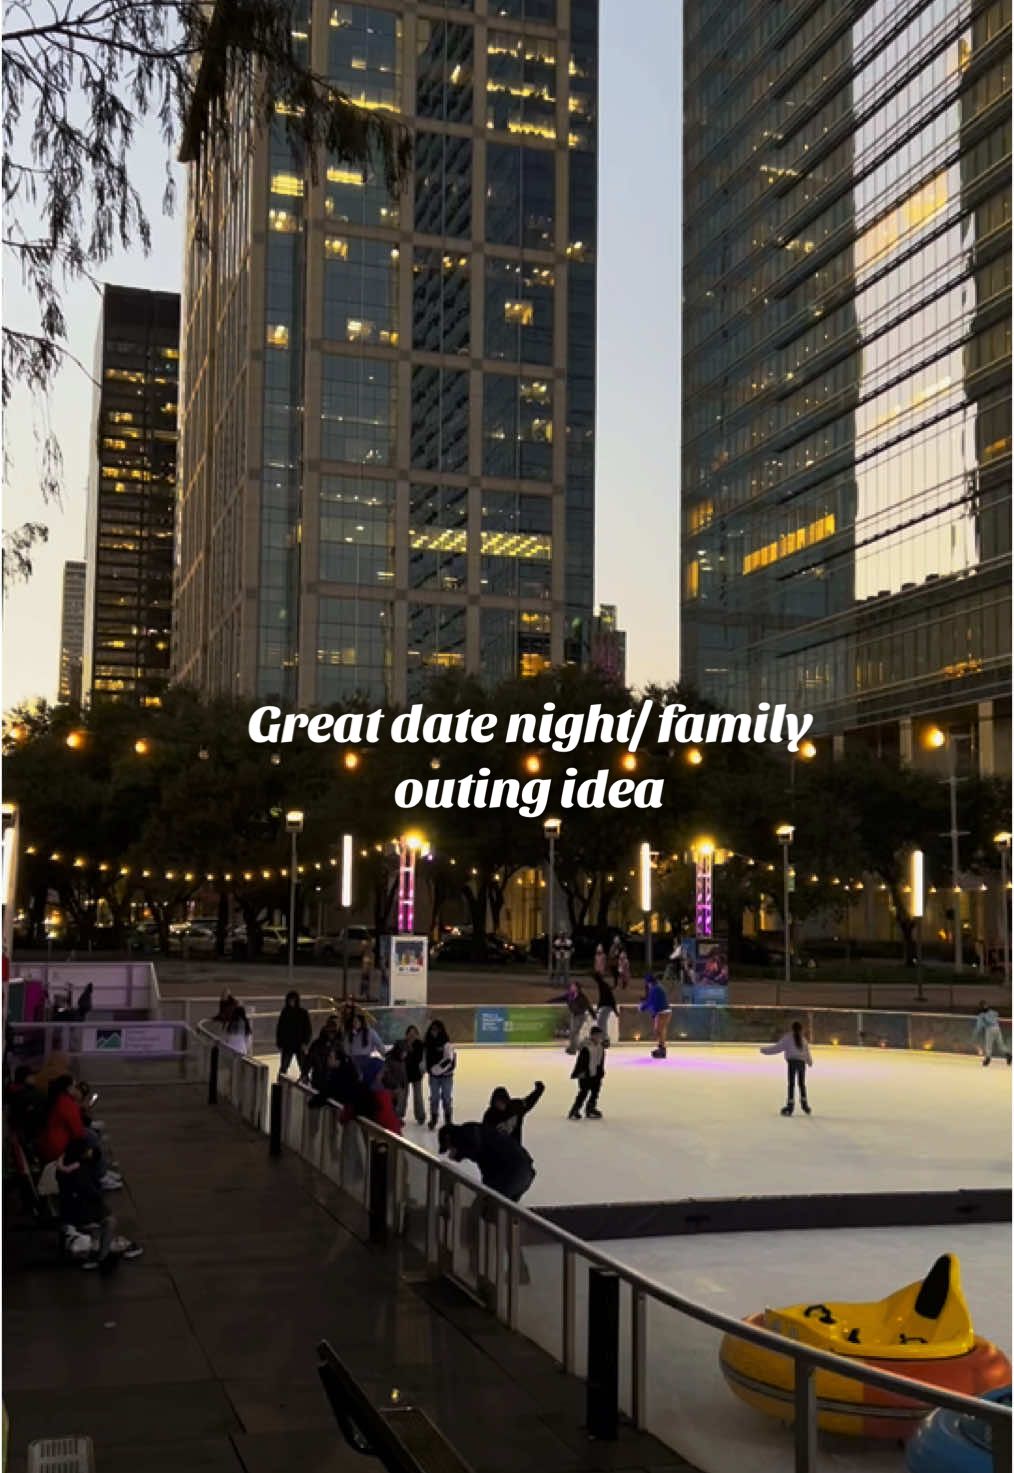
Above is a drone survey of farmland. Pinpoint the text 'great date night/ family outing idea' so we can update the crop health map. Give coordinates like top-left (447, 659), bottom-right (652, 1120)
top-left (246, 699), bottom-right (815, 819)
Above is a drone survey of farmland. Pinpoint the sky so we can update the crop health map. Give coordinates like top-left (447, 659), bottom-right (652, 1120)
top-left (1, 1), bottom-right (679, 710)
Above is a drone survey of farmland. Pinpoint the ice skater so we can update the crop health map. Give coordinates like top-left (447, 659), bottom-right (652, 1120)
top-left (973, 1002), bottom-right (1011, 1066)
top-left (639, 974), bottom-right (671, 1058)
top-left (482, 1080), bottom-right (545, 1145)
top-left (761, 1020), bottom-right (813, 1115)
top-left (424, 1019), bottom-right (457, 1128)
top-left (438, 1122), bottom-right (536, 1202)
top-left (552, 979), bottom-right (594, 1053)
top-left (594, 970), bottom-right (619, 1045)
top-left (568, 1025), bottom-right (606, 1119)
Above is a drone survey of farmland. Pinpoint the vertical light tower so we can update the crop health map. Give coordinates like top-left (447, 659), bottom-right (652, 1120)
top-left (910, 848), bottom-right (925, 1002)
top-left (397, 834), bottom-right (427, 935)
top-left (285, 809), bottom-right (304, 984)
top-left (639, 841), bottom-right (653, 971)
top-left (339, 832), bottom-right (354, 998)
top-left (693, 839), bottom-right (715, 939)
top-left (775, 823), bottom-right (795, 1003)
top-left (543, 817), bottom-right (562, 981)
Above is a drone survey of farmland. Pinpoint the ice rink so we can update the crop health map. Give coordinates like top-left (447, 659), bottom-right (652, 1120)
top-left (261, 1041), bottom-right (1011, 1206)
top-left (256, 1041), bottom-right (1011, 1473)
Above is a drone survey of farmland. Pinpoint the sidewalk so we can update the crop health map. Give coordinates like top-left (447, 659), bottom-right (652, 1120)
top-left (3, 1080), bottom-right (689, 1473)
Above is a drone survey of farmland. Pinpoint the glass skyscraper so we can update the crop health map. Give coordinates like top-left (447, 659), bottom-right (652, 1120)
top-left (82, 285), bottom-right (180, 705)
top-left (682, 0), bottom-right (1011, 770)
top-left (175, 0), bottom-right (598, 706)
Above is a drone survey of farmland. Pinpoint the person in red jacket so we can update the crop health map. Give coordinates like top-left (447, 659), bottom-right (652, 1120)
top-left (37, 1075), bottom-right (122, 1188)
top-left (340, 1057), bottom-right (403, 1136)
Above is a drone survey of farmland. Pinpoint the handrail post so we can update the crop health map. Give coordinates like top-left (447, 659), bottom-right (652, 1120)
top-left (562, 1248), bottom-right (576, 1373)
top-left (586, 1267), bottom-right (619, 1440)
top-left (793, 1357), bottom-right (817, 1473)
top-left (425, 1163), bottom-right (440, 1270)
top-left (208, 1044), bottom-right (218, 1105)
top-left (993, 1411), bottom-right (1012, 1473)
top-left (507, 1216), bottom-right (521, 1331)
top-left (268, 1083), bottom-right (282, 1157)
top-left (631, 1289), bottom-right (646, 1429)
top-left (368, 1140), bottom-right (389, 1245)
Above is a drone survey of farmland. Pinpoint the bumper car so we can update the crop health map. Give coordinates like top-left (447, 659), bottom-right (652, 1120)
top-left (906, 1385), bottom-right (1010, 1472)
top-left (720, 1254), bottom-right (1010, 1438)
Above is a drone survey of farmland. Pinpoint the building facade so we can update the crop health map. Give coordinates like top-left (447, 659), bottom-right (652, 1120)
top-left (681, 0), bottom-right (1011, 773)
top-left (587, 602), bottom-right (627, 682)
top-left (174, 0), bottom-right (598, 707)
top-left (82, 285), bottom-right (180, 705)
top-left (57, 560), bottom-right (86, 705)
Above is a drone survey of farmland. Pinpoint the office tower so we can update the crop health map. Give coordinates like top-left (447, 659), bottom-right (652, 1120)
top-left (57, 560), bottom-right (86, 705)
top-left (588, 603), bottom-right (626, 682)
top-left (681, 1), bottom-right (1011, 771)
top-left (175, 0), bottom-right (598, 705)
top-left (82, 285), bottom-right (180, 705)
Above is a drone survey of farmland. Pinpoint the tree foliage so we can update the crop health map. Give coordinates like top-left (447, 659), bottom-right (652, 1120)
top-left (3, 0), bottom-right (410, 581)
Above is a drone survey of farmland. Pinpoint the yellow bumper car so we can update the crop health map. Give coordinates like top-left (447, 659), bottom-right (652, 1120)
top-left (720, 1254), bottom-right (1010, 1439)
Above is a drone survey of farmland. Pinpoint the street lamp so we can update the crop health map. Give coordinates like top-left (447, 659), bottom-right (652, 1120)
top-left (639, 841), bottom-right (653, 970)
top-left (925, 725), bottom-right (971, 973)
top-left (775, 823), bottom-right (795, 1000)
top-left (544, 817), bottom-right (561, 981)
top-left (339, 832), bottom-right (354, 997)
top-left (285, 809), bottom-right (304, 983)
top-left (996, 832), bottom-right (1012, 992)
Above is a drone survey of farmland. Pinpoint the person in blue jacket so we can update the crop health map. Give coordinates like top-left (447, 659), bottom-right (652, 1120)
top-left (639, 975), bottom-right (672, 1059)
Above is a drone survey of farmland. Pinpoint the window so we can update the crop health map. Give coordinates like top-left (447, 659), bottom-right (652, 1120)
top-left (480, 607), bottom-right (551, 683)
top-left (323, 236), bottom-right (399, 344)
top-left (480, 491), bottom-right (552, 597)
top-left (328, 5), bottom-right (400, 110)
top-left (321, 356), bottom-right (395, 464)
top-left (485, 144), bottom-right (555, 249)
top-left (486, 30), bottom-right (556, 139)
top-left (485, 257), bottom-right (553, 363)
top-left (483, 374), bottom-right (553, 479)
top-left (317, 596), bottom-right (392, 705)
top-left (415, 131), bottom-right (472, 238)
top-left (409, 484), bottom-right (469, 589)
top-left (490, 0), bottom-right (555, 19)
top-left (412, 249), bottom-right (470, 354)
top-left (410, 367), bottom-right (470, 472)
top-left (325, 144), bottom-right (400, 226)
top-left (406, 603), bottom-right (467, 697)
top-left (417, 19), bottom-right (473, 123)
top-left (320, 475), bottom-right (396, 585)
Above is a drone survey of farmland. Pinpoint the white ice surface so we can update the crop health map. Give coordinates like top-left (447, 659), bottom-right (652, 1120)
top-left (262, 1042), bottom-right (1011, 1205)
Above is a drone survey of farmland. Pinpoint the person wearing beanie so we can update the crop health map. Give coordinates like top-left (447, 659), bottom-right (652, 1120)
top-left (482, 1080), bottom-right (545, 1146)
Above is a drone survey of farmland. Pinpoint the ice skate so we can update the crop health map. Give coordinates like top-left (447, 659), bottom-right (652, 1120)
top-left (983, 1056), bottom-right (991, 1067)
top-left (651, 1045), bottom-right (667, 1059)
top-left (801, 1102), bottom-right (812, 1115)
top-left (585, 1108), bottom-right (603, 1119)
top-left (780, 1103), bottom-right (794, 1116)
top-left (567, 1108), bottom-right (582, 1120)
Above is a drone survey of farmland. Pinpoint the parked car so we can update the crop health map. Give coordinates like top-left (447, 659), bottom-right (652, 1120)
top-left (166, 922), bottom-right (218, 957)
top-left (430, 933), bottom-right (528, 966)
top-left (313, 925), bottom-right (374, 961)
top-left (229, 923), bottom-right (314, 959)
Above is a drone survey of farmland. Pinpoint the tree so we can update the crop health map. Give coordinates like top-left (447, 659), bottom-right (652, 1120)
top-left (3, 0), bottom-right (410, 579)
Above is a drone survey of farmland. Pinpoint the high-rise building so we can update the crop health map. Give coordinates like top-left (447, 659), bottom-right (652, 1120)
top-left (82, 285), bottom-right (180, 705)
top-left (588, 603), bottom-right (627, 683)
top-left (57, 560), bottom-right (86, 705)
top-left (681, 1), bottom-right (1011, 772)
top-left (175, 0), bottom-right (598, 705)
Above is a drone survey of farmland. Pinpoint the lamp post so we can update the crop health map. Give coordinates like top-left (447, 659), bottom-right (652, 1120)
top-left (2, 801), bottom-right (20, 983)
top-left (910, 848), bottom-right (925, 1002)
top-left (775, 824), bottom-right (794, 1003)
top-left (639, 841), bottom-right (653, 971)
top-left (339, 832), bottom-right (353, 998)
top-left (285, 809), bottom-right (304, 984)
top-left (544, 817), bottom-right (561, 981)
top-left (996, 831), bottom-right (1012, 992)
top-left (925, 725), bottom-right (971, 974)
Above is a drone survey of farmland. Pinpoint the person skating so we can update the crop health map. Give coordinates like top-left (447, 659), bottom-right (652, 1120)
top-left (973, 1002), bottom-right (1012, 1066)
top-left (482, 1080), bottom-right (545, 1145)
top-left (359, 937), bottom-right (375, 1000)
top-left (552, 980), bottom-right (594, 1053)
top-left (424, 1019), bottom-right (456, 1128)
top-left (438, 1122), bottom-right (536, 1202)
top-left (761, 1020), bottom-right (814, 1115)
top-left (593, 971), bottom-right (619, 1045)
top-left (568, 1026), bottom-right (606, 1119)
top-left (275, 990), bottom-right (312, 1080)
top-left (639, 975), bottom-right (672, 1058)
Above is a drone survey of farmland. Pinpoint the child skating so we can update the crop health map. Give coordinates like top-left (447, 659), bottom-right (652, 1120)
top-left (638, 974), bottom-right (672, 1058)
top-left (568, 1026), bottom-right (606, 1119)
top-left (973, 1002), bottom-right (1012, 1066)
top-left (760, 1020), bottom-right (813, 1115)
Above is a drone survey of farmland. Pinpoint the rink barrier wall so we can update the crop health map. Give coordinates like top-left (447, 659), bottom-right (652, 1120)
top-left (248, 1066), bottom-right (1011, 1473)
top-left (241, 1001), bottom-right (1009, 1056)
top-left (539, 1188), bottom-right (1013, 1241)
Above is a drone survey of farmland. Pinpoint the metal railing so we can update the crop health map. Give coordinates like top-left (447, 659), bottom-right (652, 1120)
top-left (271, 1074), bottom-right (1012, 1473)
top-left (192, 1024), bottom-right (270, 1131)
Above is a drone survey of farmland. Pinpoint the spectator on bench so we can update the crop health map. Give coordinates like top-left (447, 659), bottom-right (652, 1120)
top-left (56, 1138), bottom-right (142, 1270)
top-left (37, 1076), bottom-right (122, 1191)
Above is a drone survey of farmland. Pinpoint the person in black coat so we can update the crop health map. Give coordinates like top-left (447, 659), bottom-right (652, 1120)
top-left (402, 1025), bottom-right (425, 1124)
top-left (438, 1122), bottom-right (536, 1202)
top-left (275, 990), bottom-right (312, 1079)
top-left (482, 1081), bottom-right (544, 1146)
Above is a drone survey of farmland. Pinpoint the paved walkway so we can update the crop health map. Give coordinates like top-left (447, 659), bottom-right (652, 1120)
top-left (4, 1081), bottom-right (687, 1473)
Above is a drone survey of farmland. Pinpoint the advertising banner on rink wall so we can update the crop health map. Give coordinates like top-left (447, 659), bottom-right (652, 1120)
top-left (475, 1005), bottom-right (565, 1044)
